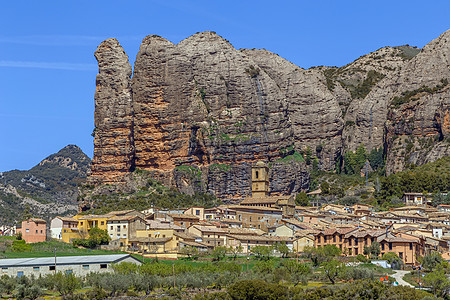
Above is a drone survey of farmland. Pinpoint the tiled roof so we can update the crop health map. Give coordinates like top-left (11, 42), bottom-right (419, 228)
top-left (128, 237), bottom-right (173, 243)
top-left (226, 234), bottom-right (292, 242)
top-left (107, 215), bottom-right (142, 222)
top-left (56, 216), bottom-right (78, 223)
top-left (28, 218), bottom-right (46, 223)
top-left (227, 205), bottom-right (282, 212)
top-left (169, 213), bottom-right (199, 220)
top-left (78, 214), bottom-right (113, 220)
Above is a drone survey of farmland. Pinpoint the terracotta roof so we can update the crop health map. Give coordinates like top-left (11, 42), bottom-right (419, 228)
top-left (146, 221), bottom-right (183, 230)
top-left (78, 214), bottom-right (113, 220)
top-left (128, 237), bottom-right (172, 243)
top-left (345, 229), bottom-right (385, 238)
top-left (318, 227), bottom-right (358, 236)
top-left (226, 234), bottom-right (292, 242)
top-left (56, 216), bottom-right (78, 223)
top-left (179, 240), bottom-right (210, 248)
top-left (169, 213), bottom-right (199, 220)
top-left (227, 205), bottom-right (282, 212)
top-left (378, 236), bottom-right (419, 243)
top-left (28, 218), bottom-right (46, 223)
top-left (107, 215), bottom-right (142, 222)
top-left (173, 232), bottom-right (198, 240)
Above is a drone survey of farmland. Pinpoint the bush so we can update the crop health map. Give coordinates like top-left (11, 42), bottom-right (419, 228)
top-left (227, 279), bottom-right (289, 300)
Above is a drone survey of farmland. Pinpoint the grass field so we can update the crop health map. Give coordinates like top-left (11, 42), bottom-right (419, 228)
top-left (0, 237), bottom-right (125, 259)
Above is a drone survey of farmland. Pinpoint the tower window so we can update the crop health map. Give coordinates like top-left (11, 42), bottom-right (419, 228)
top-left (255, 171), bottom-right (259, 179)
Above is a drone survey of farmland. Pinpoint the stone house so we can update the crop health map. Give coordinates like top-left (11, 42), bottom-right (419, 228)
top-left (107, 215), bottom-right (147, 247)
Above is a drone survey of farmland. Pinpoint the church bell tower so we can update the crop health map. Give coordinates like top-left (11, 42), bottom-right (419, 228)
top-left (251, 161), bottom-right (269, 198)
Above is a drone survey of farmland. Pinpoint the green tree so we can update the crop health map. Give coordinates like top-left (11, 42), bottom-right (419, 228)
top-left (281, 260), bottom-right (310, 286)
top-left (382, 252), bottom-right (402, 269)
top-left (251, 246), bottom-right (272, 260)
top-left (88, 226), bottom-right (110, 246)
top-left (273, 242), bottom-right (290, 258)
top-left (212, 246), bottom-right (228, 261)
top-left (322, 259), bottom-right (345, 284)
top-left (423, 251), bottom-right (444, 271)
top-left (320, 181), bottom-right (330, 195)
top-left (228, 245), bottom-right (243, 260)
top-left (363, 241), bottom-right (381, 259)
top-left (53, 272), bottom-right (81, 296)
top-left (423, 264), bottom-right (450, 298)
top-left (179, 245), bottom-right (199, 260)
top-left (227, 280), bottom-right (289, 300)
top-left (295, 192), bottom-right (310, 207)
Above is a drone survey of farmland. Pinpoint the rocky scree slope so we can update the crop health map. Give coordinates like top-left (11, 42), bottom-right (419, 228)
top-left (86, 30), bottom-right (450, 206)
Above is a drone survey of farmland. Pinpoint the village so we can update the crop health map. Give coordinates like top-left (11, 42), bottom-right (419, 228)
top-left (2, 162), bottom-right (450, 272)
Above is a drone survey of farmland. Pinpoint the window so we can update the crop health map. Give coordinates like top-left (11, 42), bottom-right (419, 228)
top-left (399, 252), bottom-right (403, 259)
top-left (196, 210), bottom-right (200, 216)
top-left (101, 221), bottom-right (104, 225)
top-left (26, 229), bottom-right (29, 233)
top-left (333, 235), bottom-right (336, 242)
top-left (2, 267), bottom-right (8, 271)
top-left (83, 265), bottom-right (89, 270)
top-left (117, 226), bottom-right (121, 232)
top-left (409, 243), bottom-right (413, 250)
top-left (123, 225), bottom-right (126, 228)
top-left (381, 243), bottom-right (385, 251)
top-left (389, 243), bottom-right (392, 250)
top-left (349, 249), bottom-right (352, 255)
top-left (349, 239), bottom-right (352, 246)
top-left (355, 248), bottom-right (358, 255)
top-left (100, 264), bottom-right (107, 269)
top-left (36, 230), bottom-right (38, 234)
top-left (40, 230), bottom-right (43, 234)
top-left (49, 266), bottom-right (56, 271)
top-left (33, 267), bottom-right (39, 271)
top-left (80, 222), bottom-right (83, 226)
top-left (17, 271), bottom-right (24, 277)
top-left (317, 236), bottom-right (321, 243)
top-left (355, 238), bottom-right (358, 246)
top-left (255, 171), bottom-right (259, 179)
top-left (65, 270), bottom-right (73, 274)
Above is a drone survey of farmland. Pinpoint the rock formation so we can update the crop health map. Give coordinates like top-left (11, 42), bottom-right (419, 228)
top-left (88, 30), bottom-right (450, 203)
top-left (90, 38), bottom-right (134, 183)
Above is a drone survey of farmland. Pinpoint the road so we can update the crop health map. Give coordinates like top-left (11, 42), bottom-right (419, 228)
top-left (391, 270), bottom-right (414, 287)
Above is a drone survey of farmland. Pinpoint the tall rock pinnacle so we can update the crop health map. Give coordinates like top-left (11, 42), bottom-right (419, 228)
top-left (90, 38), bottom-right (135, 183)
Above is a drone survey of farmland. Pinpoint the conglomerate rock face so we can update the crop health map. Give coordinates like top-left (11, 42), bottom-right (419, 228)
top-left (90, 38), bottom-right (134, 183)
top-left (88, 30), bottom-right (450, 202)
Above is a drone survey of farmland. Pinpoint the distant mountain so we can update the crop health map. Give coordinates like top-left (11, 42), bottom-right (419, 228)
top-left (0, 145), bottom-right (91, 225)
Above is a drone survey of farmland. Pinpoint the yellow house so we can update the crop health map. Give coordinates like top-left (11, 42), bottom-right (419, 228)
top-left (293, 234), bottom-right (315, 252)
top-left (62, 214), bottom-right (113, 241)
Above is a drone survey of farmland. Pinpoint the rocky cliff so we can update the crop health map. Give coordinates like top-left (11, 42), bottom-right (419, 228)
top-left (87, 30), bottom-right (450, 204)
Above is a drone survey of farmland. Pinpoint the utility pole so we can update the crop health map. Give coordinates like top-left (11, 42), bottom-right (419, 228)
top-left (54, 248), bottom-right (57, 273)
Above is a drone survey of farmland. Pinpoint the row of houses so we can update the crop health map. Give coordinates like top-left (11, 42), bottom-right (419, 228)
top-left (11, 162), bottom-right (450, 266)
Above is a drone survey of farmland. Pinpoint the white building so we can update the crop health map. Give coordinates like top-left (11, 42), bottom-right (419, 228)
top-left (50, 216), bottom-right (78, 240)
top-left (0, 254), bottom-right (141, 277)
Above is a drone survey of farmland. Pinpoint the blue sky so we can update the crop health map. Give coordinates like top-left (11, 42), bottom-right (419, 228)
top-left (1, 0), bottom-right (449, 172)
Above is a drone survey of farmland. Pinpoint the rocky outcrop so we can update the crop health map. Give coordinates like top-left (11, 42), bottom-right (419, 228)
top-left (88, 30), bottom-right (450, 203)
top-left (90, 38), bottom-right (134, 183)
